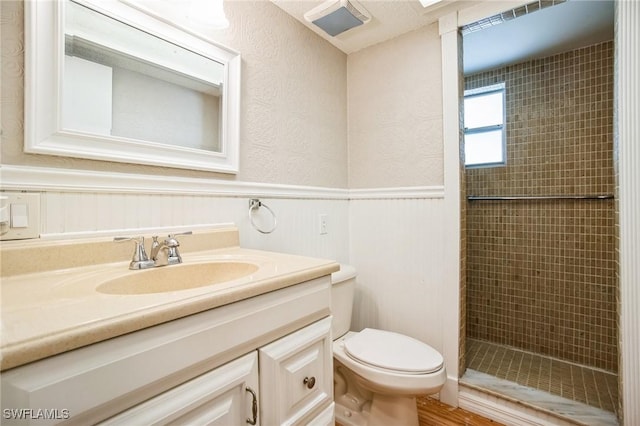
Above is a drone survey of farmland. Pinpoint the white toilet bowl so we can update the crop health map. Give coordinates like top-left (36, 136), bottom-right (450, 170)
top-left (331, 266), bottom-right (446, 426)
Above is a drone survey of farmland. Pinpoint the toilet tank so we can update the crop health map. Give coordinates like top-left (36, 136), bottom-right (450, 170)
top-left (331, 264), bottom-right (357, 339)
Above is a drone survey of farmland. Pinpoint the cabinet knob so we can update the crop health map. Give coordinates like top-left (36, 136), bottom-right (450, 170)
top-left (303, 376), bottom-right (316, 389)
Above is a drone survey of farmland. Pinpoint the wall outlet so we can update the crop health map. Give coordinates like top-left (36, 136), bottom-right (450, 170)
top-left (319, 214), bottom-right (328, 235)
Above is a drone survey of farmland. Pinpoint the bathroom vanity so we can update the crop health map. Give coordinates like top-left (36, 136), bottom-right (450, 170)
top-left (0, 227), bottom-right (339, 425)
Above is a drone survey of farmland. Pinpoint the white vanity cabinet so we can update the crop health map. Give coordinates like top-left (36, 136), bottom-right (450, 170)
top-left (1, 276), bottom-right (334, 426)
top-left (101, 317), bottom-right (334, 426)
top-left (259, 317), bottom-right (333, 425)
top-left (100, 351), bottom-right (260, 425)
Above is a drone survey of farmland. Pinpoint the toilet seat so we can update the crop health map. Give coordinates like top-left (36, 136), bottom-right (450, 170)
top-left (343, 328), bottom-right (443, 375)
top-left (333, 331), bottom-right (447, 396)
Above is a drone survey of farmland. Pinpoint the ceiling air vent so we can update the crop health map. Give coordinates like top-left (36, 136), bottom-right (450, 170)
top-left (304, 0), bottom-right (371, 37)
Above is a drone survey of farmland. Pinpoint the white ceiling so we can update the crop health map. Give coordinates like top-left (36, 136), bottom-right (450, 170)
top-left (271, 0), bottom-right (477, 54)
top-left (463, 0), bottom-right (614, 74)
top-left (271, 0), bottom-right (615, 74)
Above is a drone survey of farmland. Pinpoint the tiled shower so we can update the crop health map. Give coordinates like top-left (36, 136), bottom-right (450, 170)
top-left (463, 41), bottom-right (618, 417)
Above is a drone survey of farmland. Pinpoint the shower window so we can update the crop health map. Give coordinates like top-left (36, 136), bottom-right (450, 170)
top-left (463, 83), bottom-right (506, 167)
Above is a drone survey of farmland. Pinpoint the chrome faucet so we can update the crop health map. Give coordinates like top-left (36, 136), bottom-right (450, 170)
top-left (114, 236), bottom-right (155, 270)
top-left (115, 232), bottom-right (191, 270)
top-left (150, 235), bottom-right (182, 267)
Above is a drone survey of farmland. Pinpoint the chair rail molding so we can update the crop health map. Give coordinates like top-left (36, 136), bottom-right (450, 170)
top-left (0, 165), bottom-right (443, 200)
top-left (0, 165), bottom-right (347, 199)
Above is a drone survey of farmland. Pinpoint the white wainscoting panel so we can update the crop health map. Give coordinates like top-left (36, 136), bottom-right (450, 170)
top-left (38, 191), bottom-right (350, 264)
top-left (348, 197), bottom-right (446, 356)
top-left (240, 198), bottom-right (350, 263)
top-left (41, 192), bottom-right (242, 236)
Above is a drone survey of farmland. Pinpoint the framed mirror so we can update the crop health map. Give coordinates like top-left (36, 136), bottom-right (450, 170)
top-left (25, 0), bottom-right (240, 173)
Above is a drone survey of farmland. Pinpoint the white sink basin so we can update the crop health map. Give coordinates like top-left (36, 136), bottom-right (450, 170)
top-left (96, 262), bottom-right (259, 295)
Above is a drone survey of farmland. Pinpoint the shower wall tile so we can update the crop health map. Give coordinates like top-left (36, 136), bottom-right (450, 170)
top-left (464, 41), bottom-right (617, 372)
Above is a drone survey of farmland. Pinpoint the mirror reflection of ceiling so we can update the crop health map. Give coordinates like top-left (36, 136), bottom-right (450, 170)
top-left (272, 0), bottom-right (614, 74)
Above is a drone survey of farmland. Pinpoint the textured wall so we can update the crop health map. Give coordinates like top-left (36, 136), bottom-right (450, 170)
top-left (465, 41), bottom-right (617, 371)
top-left (0, 0), bottom-right (348, 188)
top-left (347, 23), bottom-right (444, 188)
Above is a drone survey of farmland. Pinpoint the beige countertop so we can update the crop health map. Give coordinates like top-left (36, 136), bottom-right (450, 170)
top-left (0, 228), bottom-right (339, 371)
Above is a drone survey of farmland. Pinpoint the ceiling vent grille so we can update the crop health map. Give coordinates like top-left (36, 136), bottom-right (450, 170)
top-left (304, 0), bottom-right (371, 37)
top-left (462, 0), bottom-right (567, 35)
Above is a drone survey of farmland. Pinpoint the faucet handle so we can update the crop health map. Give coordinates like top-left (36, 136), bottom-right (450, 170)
top-left (164, 235), bottom-right (180, 247)
top-left (114, 236), bottom-right (154, 270)
top-left (167, 231), bottom-right (192, 240)
top-left (165, 231), bottom-right (192, 265)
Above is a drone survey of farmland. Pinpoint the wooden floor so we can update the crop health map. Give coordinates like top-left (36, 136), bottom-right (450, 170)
top-left (416, 396), bottom-right (503, 426)
top-left (336, 396), bottom-right (502, 426)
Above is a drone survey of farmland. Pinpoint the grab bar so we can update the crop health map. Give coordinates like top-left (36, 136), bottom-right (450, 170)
top-left (467, 194), bottom-right (614, 201)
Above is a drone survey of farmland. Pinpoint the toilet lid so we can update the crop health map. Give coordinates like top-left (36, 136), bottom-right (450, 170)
top-left (343, 329), bottom-right (444, 374)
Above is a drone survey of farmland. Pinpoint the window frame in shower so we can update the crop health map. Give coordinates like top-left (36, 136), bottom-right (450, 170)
top-left (463, 82), bottom-right (506, 168)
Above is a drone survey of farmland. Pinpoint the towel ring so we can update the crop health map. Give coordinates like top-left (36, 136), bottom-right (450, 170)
top-left (249, 199), bottom-right (277, 234)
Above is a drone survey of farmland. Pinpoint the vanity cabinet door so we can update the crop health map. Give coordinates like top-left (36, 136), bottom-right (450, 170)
top-left (259, 316), bottom-right (333, 426)
top-left (99, 351), bottom-right (259, 426)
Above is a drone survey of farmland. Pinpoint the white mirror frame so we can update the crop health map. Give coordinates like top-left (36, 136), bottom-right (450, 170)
top-left (24, 0), bottom-right (241, 173)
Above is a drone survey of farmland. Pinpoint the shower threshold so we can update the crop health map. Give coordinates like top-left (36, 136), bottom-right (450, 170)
top-left (461, 339), bottom-right (618, 426)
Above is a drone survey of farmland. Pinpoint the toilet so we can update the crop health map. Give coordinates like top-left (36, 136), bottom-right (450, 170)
top-left (331, 265), bottom-right (446, 426)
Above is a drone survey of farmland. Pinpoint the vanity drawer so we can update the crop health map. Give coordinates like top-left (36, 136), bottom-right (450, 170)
top-left (99, 352), bottom-right (259, 425)
top-left (259, 316), bottom-right (333, 426)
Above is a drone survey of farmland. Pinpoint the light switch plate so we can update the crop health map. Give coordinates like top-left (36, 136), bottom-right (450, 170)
top-left (0, 192), bottom-right (41, 240)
